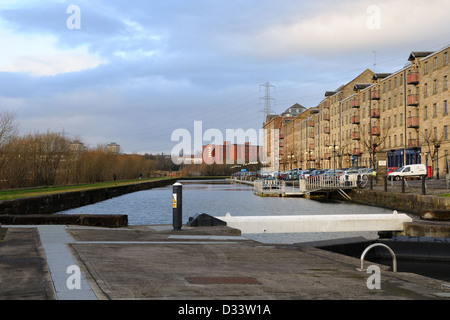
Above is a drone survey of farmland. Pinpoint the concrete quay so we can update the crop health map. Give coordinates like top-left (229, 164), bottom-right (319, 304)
top-left (0, 223), bottom-right (449, 301)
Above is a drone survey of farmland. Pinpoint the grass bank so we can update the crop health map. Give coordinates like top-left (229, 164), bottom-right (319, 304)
top-left (0, 177), bottom-right (175, 201)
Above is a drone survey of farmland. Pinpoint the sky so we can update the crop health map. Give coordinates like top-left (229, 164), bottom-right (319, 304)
top-left (0, 0), bottom-right (449, 155)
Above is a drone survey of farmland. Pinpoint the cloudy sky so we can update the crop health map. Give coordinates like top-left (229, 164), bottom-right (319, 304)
top-left (0, 0), bottom-right (449, 155)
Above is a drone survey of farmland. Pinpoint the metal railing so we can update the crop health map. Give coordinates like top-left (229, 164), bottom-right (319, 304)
top-left (305, 175), bottom-right (364, 191)
top-left (357, 243), bottom-right (397, 272)
top-left (254, 174), bottom-right (369, 195)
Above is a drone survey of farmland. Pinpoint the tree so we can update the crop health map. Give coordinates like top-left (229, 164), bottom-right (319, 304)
top-left (420, 130), bottom-right (445, 178)
top-left (0, 111), bottom-right (18, 177)
top-left (360, 125), bottom-right (393, 168)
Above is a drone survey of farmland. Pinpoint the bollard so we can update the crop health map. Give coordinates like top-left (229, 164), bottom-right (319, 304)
top-left (370, 176), bottom-right (373, 190)
top-left (401, 177), bottom-right (405, 193)
top-left (172, 182), bottom-right (183, 231)
top-left (384, 176), bottom-right (387, 192)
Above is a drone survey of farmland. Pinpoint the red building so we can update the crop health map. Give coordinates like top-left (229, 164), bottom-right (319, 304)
top-left (202, 142), bottom-right (260, 165)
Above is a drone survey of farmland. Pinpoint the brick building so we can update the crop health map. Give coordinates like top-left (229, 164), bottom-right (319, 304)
top-left (263, 44), bottom-right (449, 177)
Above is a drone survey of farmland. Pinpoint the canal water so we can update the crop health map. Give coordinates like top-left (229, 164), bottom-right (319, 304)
top-left (61, 179), bottom-right (393, 244)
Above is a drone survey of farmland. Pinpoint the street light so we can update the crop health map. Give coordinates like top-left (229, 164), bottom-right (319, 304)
top-left (435, 143), bottom-right (441, 180)
top-left (287, 153), bottom-right (295, 170)
top-left (329, 143), bottom-right (339, 172)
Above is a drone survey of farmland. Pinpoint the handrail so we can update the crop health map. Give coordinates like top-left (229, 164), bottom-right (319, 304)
top-left (357, 243), bottom-right (397, 273)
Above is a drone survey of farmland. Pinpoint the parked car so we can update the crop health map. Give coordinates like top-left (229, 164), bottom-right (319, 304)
top-left (387, 164), bottom-right (427, 180)
top-left (309, 169), bottom-right (327, 180)
top-left (387, 167), bottom-right (399, 175)
top-left (300, 170), bottom-right (311, 179)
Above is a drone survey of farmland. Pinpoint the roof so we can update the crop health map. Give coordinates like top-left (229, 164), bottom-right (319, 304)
top-left (353, 83), bottom-right (372, 91)
top-left (408, 51), bottom-right (435, 61)
top-left (372, 73), bottom-right (392, 80)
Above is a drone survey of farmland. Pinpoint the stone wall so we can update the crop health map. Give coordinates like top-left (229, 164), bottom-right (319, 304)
top-left (348, 189), bottom-right (450, 219)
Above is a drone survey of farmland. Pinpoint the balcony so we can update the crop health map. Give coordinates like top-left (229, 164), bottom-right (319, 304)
top-left (352, 115), bottom-right (360, 124)
top-left (308, 120), bottom-right (315, 127)
top-left (407, 94), bottom-right (419, 106)
top-left (353, 148), bottom-right (362, 156)
top-left (352, 131), bottom-right (361, 140)
top-left (370, 90), bottom-right (380, 100)
top-left (407, 72), bottom-right (419, 85)
top-left (370, 108), bottom-right (381, 118)
top-left (309, 132), bottom-right (315, 138)
top-left (309, 144), bottom-right (315, 150)
top-left (323, 114), bottom-right (330, 121)
top-left (323, 127), bottom-right (330, 134)
top-left (324, 141), bottom-right (330, 147)
top-left (407, 116), bottom-right (420, 128)
top-left (352, 98), bottom-right (360, 108)
top-left (324, 153), bottom-right (331, 159)
top-left (371, 126), bottom-right (381, 136)
top-left (408, 139), bottom-right (420, 149)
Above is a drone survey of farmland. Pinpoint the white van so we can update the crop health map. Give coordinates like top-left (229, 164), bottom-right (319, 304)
top-left (387, 164), bottom-right (427, 180)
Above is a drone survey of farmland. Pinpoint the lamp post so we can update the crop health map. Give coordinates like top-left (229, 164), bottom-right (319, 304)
top-left (435, 143), bottom-right (441, 180)
top-left (329, 143), bottom-right (339, 173)
top-left (288, 152), bottom-right (295, 170)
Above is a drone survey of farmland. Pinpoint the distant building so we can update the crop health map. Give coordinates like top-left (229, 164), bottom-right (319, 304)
top-left (69, 140), bottom-right (86, 153)
top-left (107, 142), bottom-right (121, 154)
top-left (202, 142), bottom-right (260, 165)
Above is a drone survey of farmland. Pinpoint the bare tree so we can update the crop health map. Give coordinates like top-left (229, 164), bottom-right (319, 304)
top-left (0, 111), bottom-right (18, 172)
top-left (360, 126), bottom-right (393, 168)
top-left (420, 130), bottom-right (445, 177)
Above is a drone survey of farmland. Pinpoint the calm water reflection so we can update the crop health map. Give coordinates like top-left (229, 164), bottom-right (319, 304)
top-left (61, 180), bottom-right (395, 243)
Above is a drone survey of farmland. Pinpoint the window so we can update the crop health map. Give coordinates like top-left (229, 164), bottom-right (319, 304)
top-left (445, 100), bottom-right (448, 115)
top-left (434, 79), bottom-right (438, 94)
top-left (434, 57), bottom-right (438, 70)
top-left (394, 114), bottom-right (397, 127)
top-left (424, 61), bottom-right (428, 74)
top-left (400, 113), bottom-right (403, 125)
top-left (445, 52), bottom-right (448, 66)
top-left (435, 127), bottom-right (438, 139)
top-left (424, 106), bottom-right (428, 120)
top-left (424, 83), bottom-right (428, 97)
top-left (445, 126), bottom-right (448, 140)
top-left (445, 75), bottom-right (448, 91)
top-left (434, 103), bottom-right (438, 117)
